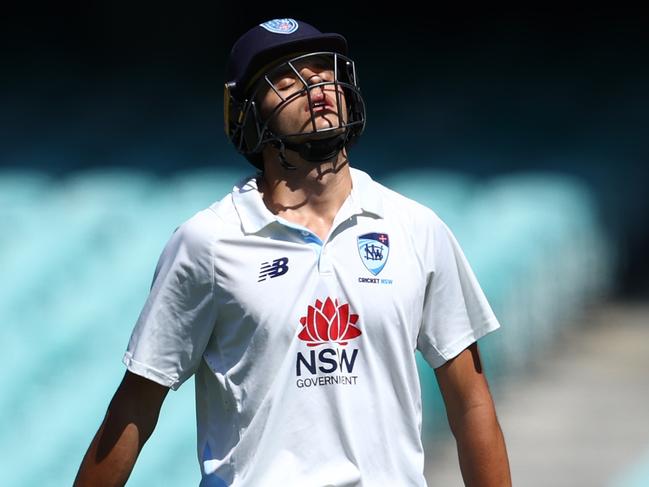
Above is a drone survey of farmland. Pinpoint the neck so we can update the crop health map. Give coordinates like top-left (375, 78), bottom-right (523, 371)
top-left (259, 147), bottom-right (353, 240)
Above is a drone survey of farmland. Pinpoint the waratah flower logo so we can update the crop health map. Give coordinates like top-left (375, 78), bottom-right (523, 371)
top-left (298, 297), bottom-right (362, 347)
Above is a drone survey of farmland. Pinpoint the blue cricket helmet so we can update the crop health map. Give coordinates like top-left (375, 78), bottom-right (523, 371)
top-left (226, 18), bottom-right (348, 100)
top-left (224, 18), bottom-right (366, 169)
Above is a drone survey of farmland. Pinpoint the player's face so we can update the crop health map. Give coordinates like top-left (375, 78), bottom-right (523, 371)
top-left (257, 55), bottom-right (348, 142)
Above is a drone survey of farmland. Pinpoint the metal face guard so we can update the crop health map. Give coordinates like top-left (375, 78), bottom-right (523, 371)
top-left (229, 52), bottom-right (366, 158)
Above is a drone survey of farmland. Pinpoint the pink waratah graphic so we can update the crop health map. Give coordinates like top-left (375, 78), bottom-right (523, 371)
top-left (298, 298), bottom-right (361, 347)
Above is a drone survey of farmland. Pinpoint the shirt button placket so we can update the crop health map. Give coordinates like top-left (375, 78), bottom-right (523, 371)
top-left (319, 244), bottom-right (333, 274)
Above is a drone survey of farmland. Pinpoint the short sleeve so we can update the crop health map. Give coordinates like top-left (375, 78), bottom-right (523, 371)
top-left (123, 211), bottom-right (218, 390)
top-left (417, 215), bottom-right (500, 369)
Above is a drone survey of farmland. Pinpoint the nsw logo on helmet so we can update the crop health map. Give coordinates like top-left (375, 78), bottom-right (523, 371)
top-left (259, 18), bottom-right (299, 35)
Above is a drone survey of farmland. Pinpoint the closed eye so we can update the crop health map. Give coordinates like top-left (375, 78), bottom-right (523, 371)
top-left (276, 78), bottom-right (296, 90)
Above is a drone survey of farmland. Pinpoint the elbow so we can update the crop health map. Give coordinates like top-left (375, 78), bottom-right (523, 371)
top-left (448, 400), bottom-right (500, 440)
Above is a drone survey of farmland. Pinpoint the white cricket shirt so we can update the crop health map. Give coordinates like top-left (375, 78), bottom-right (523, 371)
top-left (123, 168), bottom-right (500, 486)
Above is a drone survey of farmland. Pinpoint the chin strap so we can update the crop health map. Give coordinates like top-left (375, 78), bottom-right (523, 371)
top-left (271, 133), bottom-right (348, 169)
top-left (273, 139), bottom-right (297, 170)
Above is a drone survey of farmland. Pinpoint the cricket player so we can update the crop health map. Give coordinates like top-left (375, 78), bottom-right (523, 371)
top-left (75, 18), bottom-right (511, 486)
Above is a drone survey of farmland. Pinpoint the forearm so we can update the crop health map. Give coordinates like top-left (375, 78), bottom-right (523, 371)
top-left (452, 404), bottom-right (511, 487)
top-left (74, 372), bottom-right (166, 487)
top-left (74, 407), bottom-right (152, 487)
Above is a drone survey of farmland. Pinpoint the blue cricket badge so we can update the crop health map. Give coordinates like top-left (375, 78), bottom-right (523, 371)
top-left (357, 233), bottom-right (390, 276)
top-left (259, 19), bottom-right (299, 35)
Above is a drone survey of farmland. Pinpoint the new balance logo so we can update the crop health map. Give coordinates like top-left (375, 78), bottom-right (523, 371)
top-left (258, 257), bottom-right (289, 282)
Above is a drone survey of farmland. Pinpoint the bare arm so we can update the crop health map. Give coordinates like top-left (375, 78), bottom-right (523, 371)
top-left (74, 371), bottom-right (170, 487)
top-left (435, 343), bottom-right (512, 487)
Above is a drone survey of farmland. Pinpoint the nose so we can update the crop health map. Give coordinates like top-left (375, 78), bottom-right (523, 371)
top-left (300, 66), bottom-right (325, 86)
top-left (304, 72), bottom-right (325, 100)
top-left (305, 71), bottom-right (324, 87)
top-left (307, 71), bottom-right (323, 83)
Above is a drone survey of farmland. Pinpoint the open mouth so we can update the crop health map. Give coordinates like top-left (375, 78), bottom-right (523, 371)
top-left (313, 102), bottom-right (330, 112)
top-left (305, 94), bottom-right (336, 113)
top-left (309, 100), bottom-right (335, 113)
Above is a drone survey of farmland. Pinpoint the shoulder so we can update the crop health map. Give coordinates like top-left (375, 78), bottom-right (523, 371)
top-left (171, 187), bottom-right (242, 246)
top-left (172, 208), bottom-right (220, 249)
top-left (160, 200), bottom-right (234, 272)
top-left (365, 174), bottom-right (445, 231)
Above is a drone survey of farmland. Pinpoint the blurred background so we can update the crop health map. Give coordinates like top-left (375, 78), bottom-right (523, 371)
top-left (1, 4), bottom-right (647, 486)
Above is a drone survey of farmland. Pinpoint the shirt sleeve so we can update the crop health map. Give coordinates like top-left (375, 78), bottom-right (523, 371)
top-left (123, 211), bottom-right (218, 390)
top-left (417, 214), bottom-right (500, 369)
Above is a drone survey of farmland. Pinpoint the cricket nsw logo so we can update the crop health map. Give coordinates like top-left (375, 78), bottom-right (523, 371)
top-left (259, 18), bottom-right (299, 34)
top-left (298, 297), bottom-right (361, 347)
top-left (357, 232), bottom-right (390, 275)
